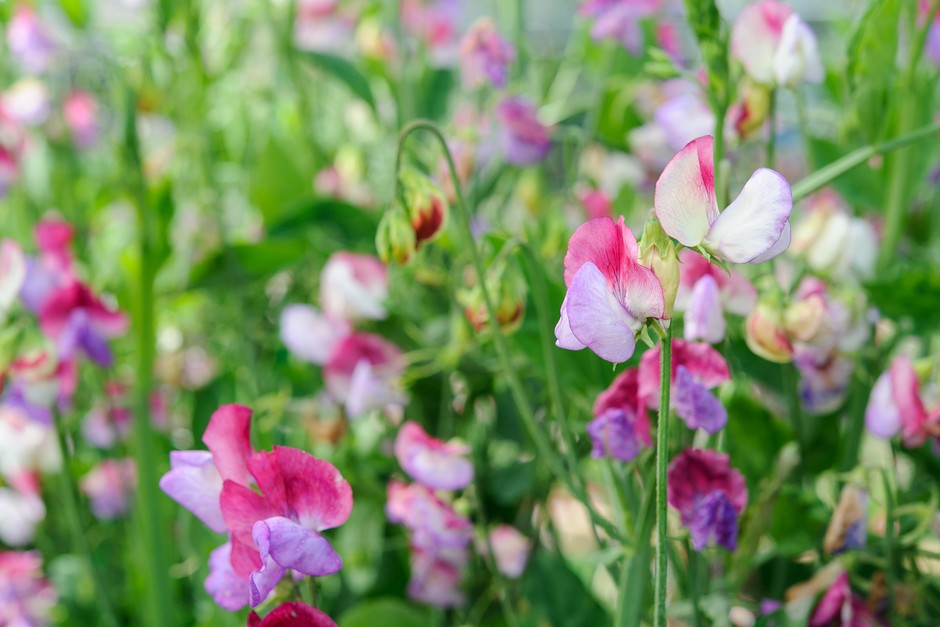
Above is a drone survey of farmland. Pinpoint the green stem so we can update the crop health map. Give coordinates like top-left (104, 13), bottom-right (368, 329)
top-left (654, 325), bottom-right (674, 627)
top-left (52, 413), bottom-right (120, 627)
top-left (712, 104), bottom-right (729, 207)
top-left (791, 121), bottom-right (940, 202)
top-left (882, 466), bottom-right (897, 618)
top-left (123, 88), bottom-right (175, 627)
top-left (395, 120), bottom-right (625, 544)
top-left (766, 88), bottom-right (776, 169)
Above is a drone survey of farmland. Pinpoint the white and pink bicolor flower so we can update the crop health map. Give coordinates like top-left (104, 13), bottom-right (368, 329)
top-left (555, 216), bottom-right (665, 364)
top-left (394, 421), bottom-right (473, 492)
top-left (654, 135), bottom-right (793, 265)
top-left (730, 0), bottom-right (823, 87)
top-left (320, 252), bottom-right (389, 322)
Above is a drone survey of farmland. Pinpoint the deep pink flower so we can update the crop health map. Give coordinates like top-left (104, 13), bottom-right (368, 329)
top-left (320, 252), bottom-right (389, 322)
top-left (39, 279), bottom-right (128, 367)
top-left (248, 601), bottom-right (337, 627)
top-left (79, 458), bottom-right (136, 520)
top-left (495, 97), bottom-right (552, 166)
top-left (460, 17), bottom-right (515, 89)
top-left (809, 571), bottom-right (879, 627)
top-left (555, 216), bottom-right (665, 364)
top-left (0, 551), bottom-right (57, 626)
top-left (579, 188), bottom-right (612, 220)
top-left (394, 421), bottom-right (473, 491)
top-left (667, 448), bottom-right (747, 551)
top-left (654, 136), bottom-right (792, 264)
top-left (579, 0), bottom-right (660, 53)
top-left (866, 356), bottom-right (931, 447)
top-left (220, 447), bottom-right (352, 607)
top-left (589, 369), bottom-right (651, 461)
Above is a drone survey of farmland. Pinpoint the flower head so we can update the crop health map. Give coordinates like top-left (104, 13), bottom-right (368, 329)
top-left (6, 6), bottom-right (56, 74)
top-left (320, 252), bottom-right (388, 322)
top-left (394, 421), bottom-right (473, 491)
top-left (865, 356), bottom-right (931, 447)
top-left (279, 305), bottom-right (351, 365)
top-left (460, 17), bottom-right (515, 89)
top-left (590, 368), bottom-right (652, 462)
top-left (667, 448), bottom-right (747, 551)
top-left (64, 91), bottom-right (100, 150)
top-left (555, 216), bottom-right (665, 364)
top-left (654, 136), bottom-right (792, 264)
top-left (730, 1), bottom-right (823, 87)
top-left (579, 0), bottom-right (661, 53)
top-left (478, 525), bottom-right (529, 579)
top-left (0, 551), bottom-right (57, 626)
top-left (80, 458), bottom-right (137, 520)
top-left (248, 601), bottom-right (337, 627)
top-left (495, 97), bottom-right (552, 166)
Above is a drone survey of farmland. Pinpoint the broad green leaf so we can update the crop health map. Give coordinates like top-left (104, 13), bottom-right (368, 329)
top-left (299, 51), bottom-right (377, 114)
top-left (249, 136), bottom-right (310, 227)
top-left (267, 196), bottom-right (379, 244)
top-left (189, 238), bottom-right (307, 286)
top-left (866, 266), bottom-right (940, 328)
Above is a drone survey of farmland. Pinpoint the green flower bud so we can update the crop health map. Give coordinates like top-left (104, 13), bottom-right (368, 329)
top-left (376, 203), bottom-right (417, 265)
top-left (638, 216), bottom-right (680, 318)
top-left (400, 167), bottom-right (449, 243)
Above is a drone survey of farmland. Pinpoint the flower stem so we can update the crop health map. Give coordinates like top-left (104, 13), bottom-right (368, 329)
top-left (395, 120), bottom-right (625, 544)
top-left (766, 88), bottom-right (776, 169)
top-left (123, 88), bottom-right (175, 627)
top-left (654, 324), bottom-right (673, 627)
top-left (52, 413), bottom-right (120, 627)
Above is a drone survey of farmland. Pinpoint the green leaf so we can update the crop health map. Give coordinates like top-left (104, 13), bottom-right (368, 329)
top-left (846, 0), bottom-right (901, 142)
top-left (523, 552), bottom-right (610, 627)
top-left (249, 136), bottom-right (310, 227)
top-left (298, 51), bottom-right (377, 114)
top-left (188, 238), bottom-right (306, 287)
top-left (338, 598), bottom-right (430, 627)
top-left (866, 266), bottom-right (940, 328)
top-left (267, 196), bottom-right (379, 243)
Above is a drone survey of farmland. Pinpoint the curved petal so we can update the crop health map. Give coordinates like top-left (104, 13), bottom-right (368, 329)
top-left (253, 516), bottom-right (343, 577)
top-left (565, 263), bottom-right (637, 364)
top-left (563, 216), bottom-right (628, 287)
top-left (620, 258), bottom-right (666, 322)
top-left (865, 371), bottom-right (900, 439)
top-left (394, 422), bottom-right (474, 491)
top-left (159, 453), bottom-right (226, 533)
top-left (684, 275), bottom-right (726, 344)
top-left (220, 480), bottom-right (280, 545)
top-left (748, 221), bottom-right (791, 265)
top-left (273, 447), bottom-right (353, 532)
top-left (248, 546), bottom-right (286, 608)
top-left (203, 404), bottom-right (254, 485)
top-left (730, 1), bottom-right (791, 84)
top-left (205, 542), bottom-right (249, 611)
top-left (654, 136), bottom-right (718, 247)
top-left (703, 168), bottom-right (792, 263)
top-left (890, 357), bottom-right (928, 447)
top-left (672, 365), bottom-right (727, 433)
top-left (554, 295), bottom-right (586, 351)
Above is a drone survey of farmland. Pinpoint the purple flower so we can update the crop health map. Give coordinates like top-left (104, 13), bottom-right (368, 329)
top-left (579, 0), bottom-right (661, 54)
top-left (667, 448), bottom-right (747, 551)
top-left (6, 6), bottom-right (56, 74)
top-left (0, 551), bottom-right (57, 626)
top-left (79, 459), bottom-right (136, 520)
top-left (495, 97), bottom-right (552, 166)
top-left (394, 421), bottom-right (473, 491)
top-left (587, 409), bottom-right (647, 462)
top-left (459, 17), bottom-right (516, 89)
top-left (685, 274), bottom-right (726, 345)
top-left (672, 365), bottom-right (728, 433)
top-left (205, 541), bottom-right (249, 611)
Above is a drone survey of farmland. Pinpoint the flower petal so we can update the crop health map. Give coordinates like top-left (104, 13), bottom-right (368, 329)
top-left (159, 451), bottom-right (226, 533)
top-left (684, 275), bottom-right (726, 344)
top-left (205, 542), bottom-right (249, 611)
top-left (748, 221), bottom-right (791, 265)
top-left (554, 295), bottom-right (586, 351)
top-left (654, 136), bottom-right (718, 247)
top-left (890, 357), bottom-right (928, 447)
top-left (672, 365), bottom-right (728, 433)
top-left (220, 480), bottom-right (280, 546)
top-left (865, 371), bottom-right (900, 440)
top-left (279, 305), bottom-right (350, 365)
top-left (394, 422), bottom-right (474, 491)
top-left (253, 516), bottom-right (343, 577)
top-left (565, 262), bottom-right (637, 364)
top-left (730, 1), bottom-right (791, 84)
top-left (703, 168), bottom-right (792, 263)
top-left (202, 404), bottom-right (254, 485)
top-left (562, 216), bottom-right (632, 287)
top-left (273, 446), bottom-right (353, 532)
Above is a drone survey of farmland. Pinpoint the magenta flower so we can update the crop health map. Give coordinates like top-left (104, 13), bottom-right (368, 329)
top-left (588, 368), bottom-right (651, 462)
top-left (579, 0), bottom-right (661, 54)
top-left (667, 448), bottom-right (747, 551)
top-left (459, 17), bottom-right (515, 89)
top-left (730, 1), bottom-right (823, 87)
top-left (639, 339), bottom-right (730, 433)
top-left (394, 422), bottom-right (473, 491)
top-left (324, 332), bottom-right (405, 417)
top-left (6, 5), bottom-right (56, 74)
top-left (79, 459), bottom-right (137, 520)
top-left (555, 216), bottom-right (665, 364)
top-left (654, 136), bottom-right (792, 264)
top-left (220, 446), bottom-right (352, 607)
top-left (0, 551), bottom-right (57, 626)
top-left (320, 252), bottom-right (389, 322)
top-left (63, 91), bottom-right (100, 150)
top-left (809, 571), bottom-right (879, 627)
top-left (39, 279), bottom-right (128, 367)
top-left (495, 97), bottom-right (552, 166)
top-left (865, 356), bottom-right (933, 448)
top-left (248, 601), bottom-right (337, 627)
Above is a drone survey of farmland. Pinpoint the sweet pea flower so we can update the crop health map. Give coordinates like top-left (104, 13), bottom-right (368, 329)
top-left (655, 136), bottom-right (793, 264)
top-left (459, 17), bottom-right (516, 89)
top-left (0, 551), bottom-right (57, 627)
top-left (6, 5), bottom-right (56, 74)
top-left (790, 190), bottom-right (877, 282)
top-left (808, 571), bottom-right (879, 627)
top-left (0, 239), bottom-right (27, 315)
top-left (588, 369), bottom-right (651, 462)
top-left (3, 78), bottom-right (51, 126)
top-left (38, 279), bottom-right (128, 367)
top-left (654, 93), bottom-right (716, 153)
top-left (478, 525), bottom-right (530, 579)
top-left (0, 485), bottom-right (45, 546)
top-left (676, 248), bottom-right (757, 344)
top-left (205, 542), bottom-right (250, 611)
top-left (495, 97), bottom-right (552, 166)
top-left (3, 348), bottom-right (71, 425)
top-left (160, 404), bottom-right (255, 533)
top-left (324, 333), bottom-right (405, 417)
top-left (822, 485), bottom-right (867, 555)
top-left (394, 421), bottom-right (473, 491)
top-left (639, 339), bottom-right (730, 433)
top-left (401, 0), bottom-right (462, 67)
top-left (667, 448), bottom-right (748, 551)
top-left (795, 350), bottom-right (854, 416)
top-left (865, 356), bottom-right (934, 448)
top-left (248, 601), bottom-right (338, 627)
top-left (63, 91), bottom-right (101, 150)
top-left (730, 1), bottom-right (823, 87)
top-left (0, 405), bottom-right (60, 481)
top-left (81, 382), bottom-right (134, 448)
top-left (408, 546), bottom-right (469, 607)
top-left (320, 252), bottom-right (388, 322)
top-left (293, 0), bottom-right (355, 55)
top-left (555, 216), bottom-right (665, 364)
top-left (279, 305), bottom-right (351, 365)
top-left (579, 0), bottom-right (661, 54)
top-left (80, 459), bottom-right (137, 520)
top-left (220, 447), bottom-right (352, 607)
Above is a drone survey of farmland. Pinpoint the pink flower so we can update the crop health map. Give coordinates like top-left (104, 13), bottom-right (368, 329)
top-left (220, 447), bottom-right (352, 607)
top-left (459, 17), bottom-right (515, 89)
top-left (3, 78), bottom-right (51, 126)
top-left (0, 485), bottom-right (45, 546)
top-left (6, 5), bottom-right (56, 74)
top-left (495, 97), bottom-right (552, 166)
top-left (320, 252), bottom-right (388, 322)
top-left (589, 369), bottom-right (651, 461)
top-left (579, 0), bottom-right (661, 54)
top-left (279, 305), bottom-right (351, 365)
top-left (324, 333), bottom-right (405, 416)
top-left (555, 216), bottom-right (665, 364)
top-left (481, 525), bottom-right (529, 579)
top-left (578, 188), bottom-right (612, 220)
top-left (654, 136), bottom-right (793, 264)
top-left (676, 248), bottom-right (757, 345)
top-left (0, 551), bottom-right (57, 627)
top-left (248, 601), bottom-right (337, 627)
top-left (79, 458), bottom-right (137, 520)
top-left (408, 546), bottom-right (468, 607)
top-left (38, 279), bottom-right (128, 367)
top-left (667, 448), bottom-right (747, 551)
top-left (401, 0), bottom-right (462, 67)
top-left (293, 0), bottom-right (354, 55)
top-left (809, 571), bottom-right (879, 627)
top-left (730, 1), bottom-right (822, 86)
top-left (865, 356), bottom-right (932, 447)
top-left (63, 91), bottom-right (101, 150)
top-left (394, 421), bottom-right (473, 491)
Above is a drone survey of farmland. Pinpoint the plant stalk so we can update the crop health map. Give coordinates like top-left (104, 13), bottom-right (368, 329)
top-left (654, 324), bottom-right (674, 627)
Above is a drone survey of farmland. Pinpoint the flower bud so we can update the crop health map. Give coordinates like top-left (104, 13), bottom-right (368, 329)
top-left (400, 167), bottom-right (448, 243)
top-left (458, 261), bottom-right (525, 334)
top-left (784, 294), bottom-right (825, 342)
top-left (745, 301), bottom-right (793, 363)
top-left (638, 217), bottom-right (679, 318)
top-left (732, 80), bottom-right (770, 139)
top-left (376, 204), bottom-right (416, 265)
